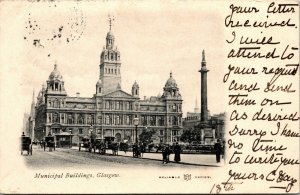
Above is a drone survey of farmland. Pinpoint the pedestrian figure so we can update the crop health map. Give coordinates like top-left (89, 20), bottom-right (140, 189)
top-left (214, 139), bottom-right (222, 163)
top-left (222, 140), bottom-right (226, 163)
top-left (162, 144), bottom-right (170, 164)
top-left (174, 142), bottom-right (181, 163)
top-left (132, 144), bottom-right (137, 157)
top-left (166, 145), bottom-right (171, 163)
top-left (140, 143), bottom-right (144, 157)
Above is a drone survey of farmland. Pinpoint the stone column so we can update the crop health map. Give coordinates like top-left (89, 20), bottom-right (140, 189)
top-left (199, 50), bottom-right (209, 123)
top-left (212, 129), bottom-right (216, 143)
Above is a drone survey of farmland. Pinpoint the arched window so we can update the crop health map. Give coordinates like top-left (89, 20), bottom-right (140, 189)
top-left (78, 114), bottom-right (84, 124)
top-left (67, 114), bottom-right (74, 124)
top-left (87, 115), bottom-right (91, 124)
top-left (158, 116), bottom-right (164, 126)
top-left (115, 115), bottom-right (120, 125)
top-left (173, 116), bottom-right (177, 125)
top-left (53, 113), bottom-right (59, 123)
top-left (115, 133), bottom-right (121, 142)
top-left (150, 116), bottom-right (156, 126)
top-left (54, 99), bottom-right (59, 108)
top-left (55, 83), bottom-right (58, 91)
top-left (109, 115), bottom-right (113, 124)
top-left (106, 115), bottom-right (110, 125)
top-left (98, 116), bottom-right (102, 124)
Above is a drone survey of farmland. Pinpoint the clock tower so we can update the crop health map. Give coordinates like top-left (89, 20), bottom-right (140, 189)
top-left (99, 16), bottom-right (121, 94)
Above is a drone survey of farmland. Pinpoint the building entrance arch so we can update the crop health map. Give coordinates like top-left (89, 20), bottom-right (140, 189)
top-left (115, 133), bottom-right (121, 142)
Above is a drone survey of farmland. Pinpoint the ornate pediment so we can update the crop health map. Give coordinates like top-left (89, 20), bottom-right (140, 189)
top-left (103, 90), bottom-right (136, 99)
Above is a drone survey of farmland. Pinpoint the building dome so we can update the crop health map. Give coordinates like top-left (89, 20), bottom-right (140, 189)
top-left (106, 30), bottom-right (114, 39)
top-left (48, 64), bottom-right (63, 81)
top-left (165, 72), bottom-right (177, 88)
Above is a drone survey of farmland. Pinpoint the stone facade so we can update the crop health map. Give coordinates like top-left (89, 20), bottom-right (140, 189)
top-left (33, 27), bottom-right (183, 146)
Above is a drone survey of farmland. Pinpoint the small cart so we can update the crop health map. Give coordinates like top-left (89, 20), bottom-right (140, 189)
top-left (21, 135), bottom-right (32, 155)
top-left (44, 136), bottom-right (56, 151)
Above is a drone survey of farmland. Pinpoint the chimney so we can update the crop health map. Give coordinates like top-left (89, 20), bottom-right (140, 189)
top-left (76, 92), bottom-right (80, 98)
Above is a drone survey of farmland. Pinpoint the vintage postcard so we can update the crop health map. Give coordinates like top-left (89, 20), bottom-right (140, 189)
top-left (0, 0), bottom-right (299, 194)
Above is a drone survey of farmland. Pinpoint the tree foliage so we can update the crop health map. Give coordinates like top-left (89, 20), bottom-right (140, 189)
top-left (139, 129), bottom-right (156, 144)
top-left (180, 129), bottom-right (201, 143)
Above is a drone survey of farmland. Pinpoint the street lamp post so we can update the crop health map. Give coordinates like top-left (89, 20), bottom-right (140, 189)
top-left (69, 130), bottom-right (72, 148)
top-left (90, 128), bottom-right (93, 140)
top-left (89, 126), bottom-right (93, 153)
top-left (133, 117), bottom-right (139, 144)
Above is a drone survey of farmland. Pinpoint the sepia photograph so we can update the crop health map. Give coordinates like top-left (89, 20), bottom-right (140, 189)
top-left (18, 1), bottom-right (226, 170)
top-left (0, 0), bottom-right (298, 194)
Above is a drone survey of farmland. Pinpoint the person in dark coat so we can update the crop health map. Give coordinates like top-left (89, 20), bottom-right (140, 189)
top-left (166, 145), bottom-right (171, 163)
top-left (214, 139), bottom-right (222, 163)
top-left (173, 142), bottom-right (181, 163)
top-left (162, 144), bottom-right (170, 164)
top-left (132, 144), bottom-right (137, 157)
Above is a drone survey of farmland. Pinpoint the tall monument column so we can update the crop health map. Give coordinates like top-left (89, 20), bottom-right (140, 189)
top-left (199, 50), bottom-right (209, 123)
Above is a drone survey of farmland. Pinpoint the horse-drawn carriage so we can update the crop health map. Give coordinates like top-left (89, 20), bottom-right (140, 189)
top-left (119, 142), bottom-right (129, 153)
top-left (91, 138), bottom-right (106, 154)
top-left (89, 137), bottom-right (118, 155)
top-left (79, 136), bottom-right (92, 152)
top-left (21, 134), bottom-right (32, 155)
top-left (44, 135), bottom-right (55, 151)
top-left (105, 137), bottom-right (118, 155)
top-left (132, 144), bottom-right (141, 158)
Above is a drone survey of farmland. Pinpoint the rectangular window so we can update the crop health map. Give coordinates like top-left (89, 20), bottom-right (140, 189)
top-left (150, 116), bottom-right (156, 126)
top-left (79, 129), bottom-right (83, 134)
top-left (160, 130), bottom-right (164, 136)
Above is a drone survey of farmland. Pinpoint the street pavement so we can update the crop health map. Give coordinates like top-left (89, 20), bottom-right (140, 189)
top-left (81, 147), bottom-right (222, 167)
top-left (24, 145), bottom-right (224, 168)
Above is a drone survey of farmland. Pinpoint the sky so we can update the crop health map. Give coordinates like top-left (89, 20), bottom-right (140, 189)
top-left (1, 1), bottom-right (225, 120)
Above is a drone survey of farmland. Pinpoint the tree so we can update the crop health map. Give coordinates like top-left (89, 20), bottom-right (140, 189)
top-left (180, 129), bottom-right (201, 143)
top-left (139, 129), bottom-right (156, 145)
